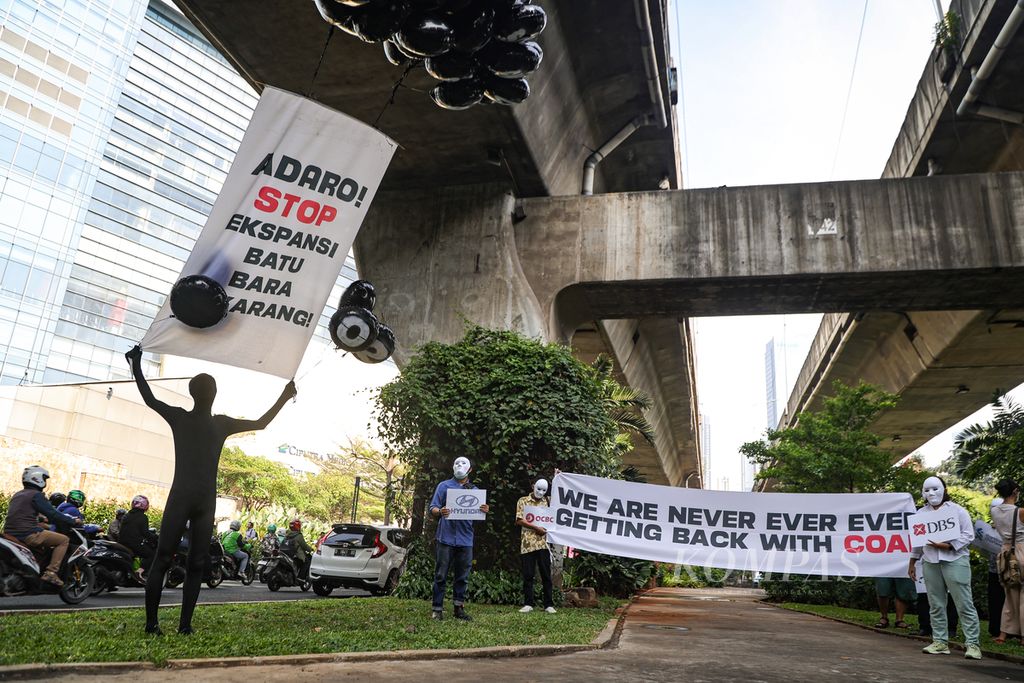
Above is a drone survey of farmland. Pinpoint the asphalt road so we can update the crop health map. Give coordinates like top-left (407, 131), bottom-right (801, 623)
top-left (0, 580), bottom-right (368, 612)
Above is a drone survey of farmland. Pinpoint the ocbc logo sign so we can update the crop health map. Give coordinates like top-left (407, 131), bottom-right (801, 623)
top-left (455, 494), bottom-right (479, 508)
top-left (525, 512), bottom-right (553, 524)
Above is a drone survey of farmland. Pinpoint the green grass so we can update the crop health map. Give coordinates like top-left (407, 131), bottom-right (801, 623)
top-left (780, 602), bottom-right (1024, 658)
top-left (0, 597), bottom-right (618, 666)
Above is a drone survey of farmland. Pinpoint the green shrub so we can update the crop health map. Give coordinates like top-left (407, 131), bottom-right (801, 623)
top-left (563, 551), bottom-right (653, 598)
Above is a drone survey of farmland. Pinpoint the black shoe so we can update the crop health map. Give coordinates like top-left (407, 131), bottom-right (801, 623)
top-left (431, 610), bottom-right (443, 620)
top-left (145, 624), bottom-right (163, 636)
top-left (106, 585), bottom-right (118, 593)
top-left (453, 606), bottom-right (472, 622)
top-left (178, 626), bottom-right (194, 635)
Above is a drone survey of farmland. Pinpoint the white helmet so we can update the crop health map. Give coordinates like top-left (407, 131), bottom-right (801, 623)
top-left (229, 520), bottom-right (241, 531)
top-left (22, 465), bottom-right (49, 489)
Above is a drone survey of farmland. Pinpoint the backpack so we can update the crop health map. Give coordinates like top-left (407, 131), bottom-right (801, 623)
top-left (997, 509), bottom-right (1022, 589)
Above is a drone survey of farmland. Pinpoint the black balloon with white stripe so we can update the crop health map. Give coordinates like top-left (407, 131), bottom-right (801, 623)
top-left (328, 280), bottom-right (396, 363)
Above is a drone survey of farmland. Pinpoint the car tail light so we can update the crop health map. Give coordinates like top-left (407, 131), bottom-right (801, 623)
top-left (315, 533), bottom-right (328, 555)
top-left (370, 532), bottom-right (388, 559)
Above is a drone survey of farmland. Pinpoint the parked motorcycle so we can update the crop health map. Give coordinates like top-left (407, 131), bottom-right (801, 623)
top-left (263, 546), bottom-right (310, 592)
top-left (0, 527), bottom-right (95, 604)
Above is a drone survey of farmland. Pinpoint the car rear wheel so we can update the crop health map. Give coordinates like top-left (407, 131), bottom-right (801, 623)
top-left (376, 569), bottom-right (400, 596)
top-left (312, 580), bottom-right (333, 597)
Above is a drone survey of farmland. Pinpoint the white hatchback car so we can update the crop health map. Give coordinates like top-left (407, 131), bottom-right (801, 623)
top-left (309, 523), bottom-right (410, 596)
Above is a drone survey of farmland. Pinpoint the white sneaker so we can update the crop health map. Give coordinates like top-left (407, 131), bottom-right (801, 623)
top-left (519, 605), bottom-right (533, 613)
top-left (544, 606), bottom-right (557, 614)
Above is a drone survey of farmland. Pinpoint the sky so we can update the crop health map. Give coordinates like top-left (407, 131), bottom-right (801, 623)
top-left (671, 0), bottom-right (1024, 491)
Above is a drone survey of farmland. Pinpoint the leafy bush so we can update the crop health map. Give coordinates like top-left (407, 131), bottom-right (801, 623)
top-left (659, 564), bottom-right (730, 588)
top-left (394, 539), bottom-right (538, 605)
top-left (563, 551), bottom-right (654, 598)
top-left (376, 325), bottom-right (625, 572)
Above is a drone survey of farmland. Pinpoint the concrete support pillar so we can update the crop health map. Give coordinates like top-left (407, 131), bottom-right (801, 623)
top-left (354, 184), bottom-right (547, 363)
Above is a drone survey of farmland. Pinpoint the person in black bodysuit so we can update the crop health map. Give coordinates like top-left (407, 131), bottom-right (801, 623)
top-left (126, 345), bottom-right (296, 634)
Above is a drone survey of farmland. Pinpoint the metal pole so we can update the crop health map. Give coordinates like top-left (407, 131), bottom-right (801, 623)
top-left (351, 476), bottom-right (361, 523)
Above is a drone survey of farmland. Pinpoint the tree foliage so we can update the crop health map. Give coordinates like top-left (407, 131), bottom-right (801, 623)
top-left (375, 324), bottom-right (625, 571)
top-left (740, 380), bottom-right (926, 494)
top-left (952, 392), bottom-right (1024, 485)
top-left (216, 446), bottom-right (301, 512)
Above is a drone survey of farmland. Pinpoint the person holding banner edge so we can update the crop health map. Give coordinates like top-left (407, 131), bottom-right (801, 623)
top-left (516, 478), bottom-right (555, 614)
top-left (126, 344), bottom-right (296, 634)
top-left (908, 475), bottom-right (982, 660)
top-left (428, 456), bottom-right (489, 621)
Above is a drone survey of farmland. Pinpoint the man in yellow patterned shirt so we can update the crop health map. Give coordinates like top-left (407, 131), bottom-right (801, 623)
top-left (515, 478), bottom-right (555, 613)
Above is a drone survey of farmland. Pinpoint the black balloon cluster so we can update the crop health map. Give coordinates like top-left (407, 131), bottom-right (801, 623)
top-left (169, 275), bottom-right (229, 329)
top-left (313, 0), bottom-right (547, 110)
top-left (328, 280), bottom-right (396, 363)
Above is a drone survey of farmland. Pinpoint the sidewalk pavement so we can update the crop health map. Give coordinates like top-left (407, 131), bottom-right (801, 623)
top-left (40, 587), bottom-right (1024, 682)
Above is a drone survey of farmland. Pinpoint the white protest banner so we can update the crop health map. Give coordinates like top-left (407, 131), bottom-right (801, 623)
top-left (547, 472), bottom-right (917, 578)
top-left (972, 519), bottom-right (1003, 556)
top-left (140, 86), bottom-right (396, 378)
top-left (446, 488), bottom-right (487, 521)
top-left (908, 507), bottom-right (961, 548)
top-left (523, 505), bottom-right (554, 530)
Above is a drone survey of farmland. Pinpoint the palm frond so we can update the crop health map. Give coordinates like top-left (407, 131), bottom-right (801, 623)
top-left (610, 409), bottom-right (656, 445)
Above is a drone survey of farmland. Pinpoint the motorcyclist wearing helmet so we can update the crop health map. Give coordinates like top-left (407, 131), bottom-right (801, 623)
top-left (119, 495), bottom-right (157, 573)
top-left (56, 490), bottom-right (103, 535)
top-left (261, 524), bottom-right (280, 555)
top-left (283, 519), bottom-right (314, 577)
top-left (108, 508), bottom-right (127, 541)
top-left (222, 520), bottom-right (251, 577)
top-left (48, 492), bottom-right (66, 508)
top-left (2, 466), bottom-right (81, 586)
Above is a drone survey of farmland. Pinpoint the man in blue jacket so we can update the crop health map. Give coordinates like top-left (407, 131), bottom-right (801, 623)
top-left (428, 456), bottom-right (488, 621)
top-left (2, 466), bottom-right (81, 586)
top-left (56, 489), bottom-right (103, 535)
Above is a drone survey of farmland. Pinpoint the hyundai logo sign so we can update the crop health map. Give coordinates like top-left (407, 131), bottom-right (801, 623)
top-left (456, 494), bottom-right (479, 508)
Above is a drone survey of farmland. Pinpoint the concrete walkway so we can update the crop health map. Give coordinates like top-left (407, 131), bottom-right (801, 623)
top-left (57, 587), bottom-right (1021, 682)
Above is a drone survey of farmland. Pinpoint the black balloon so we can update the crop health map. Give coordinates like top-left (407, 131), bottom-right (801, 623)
top-left (448, 5), bottom-right (494, 53)
top-left (350, 1), bottom-right (410, 43)
top-left (329, 306), bottom-right (379, 352)
top-left (430, 78), bottom-right (484, 109)
top-left (354, 324), bottom-right (396, 363)
top-left (492, 4), bottom-right (546, 42)
top-left (383, 39), bottom-right (412, 66)
top-left (484, 74), bottom-right (529, 104)
top-left (313, 0), bottom-right (360, 37)
top-left (169, 275), bottom-right (229, 329)
top-left (478, 39), bottom-right (542, 77)
top-left (339, 279), bottom-right (377, 311)
top-left (395, 14), bottom-right (453, 57)
top-left (425, 51), bottom-right (476, 80)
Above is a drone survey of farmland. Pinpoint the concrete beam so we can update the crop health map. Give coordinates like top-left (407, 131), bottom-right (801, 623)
top-left (513, 172), bottom-right (1024, 338)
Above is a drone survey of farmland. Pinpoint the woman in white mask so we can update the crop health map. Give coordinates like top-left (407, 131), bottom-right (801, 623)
top-left (908, 476), bottom-right (982, 659)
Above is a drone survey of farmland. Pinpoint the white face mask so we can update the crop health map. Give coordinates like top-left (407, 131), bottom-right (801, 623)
top-left (922, 477), bottom-right (945, 507)
top-left (453, 457), bottom-right (471, 480)
top-left (533, 479), bottom-right (548, 499)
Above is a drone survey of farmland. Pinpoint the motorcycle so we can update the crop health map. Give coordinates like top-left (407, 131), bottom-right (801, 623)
top-left (262, 546), bottom-right (310, 592)
top-left (0, 527), bottom-right (95, 604)
top-left (86, 536), bottom-right (145, 594)
top-left (166, 535), bottom-right (224, 589)
top-left (216, 537), bottom-right (254, 585)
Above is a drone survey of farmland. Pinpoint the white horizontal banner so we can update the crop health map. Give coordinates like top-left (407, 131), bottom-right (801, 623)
top-left (547, 473), bottom-right (917, 578)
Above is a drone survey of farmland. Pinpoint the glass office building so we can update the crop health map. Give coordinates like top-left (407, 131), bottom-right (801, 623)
top-left (0, 0), bottom-right (359, 386)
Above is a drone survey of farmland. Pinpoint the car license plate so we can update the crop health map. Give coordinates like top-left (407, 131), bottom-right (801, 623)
top-left (335, 548), bottom-right (355, 557)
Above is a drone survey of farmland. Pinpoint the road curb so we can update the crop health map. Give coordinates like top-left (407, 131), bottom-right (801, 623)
top-left (0, 596), bottom-right (326, 617)
top-left (772, 602), bottom-right (1024, 666)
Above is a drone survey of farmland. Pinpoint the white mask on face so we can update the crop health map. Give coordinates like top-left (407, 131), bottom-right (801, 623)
top-left (922, 476), bottom-right (945, 507)
top-left (453, 457), bottom-right (471, 480)
top-left (533, 479), bottom-right (548, 499)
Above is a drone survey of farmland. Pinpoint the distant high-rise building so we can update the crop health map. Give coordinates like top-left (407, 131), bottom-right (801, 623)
top-left (699, 411), bottom-right (710, 485)
top-left (765, 338), bottom-right (778, 429)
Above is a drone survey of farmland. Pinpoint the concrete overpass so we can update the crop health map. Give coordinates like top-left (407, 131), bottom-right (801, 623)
top-left (173, 0), bottom-right (699, 485)
top-left (779, 0), bottom-right (1024, 462)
